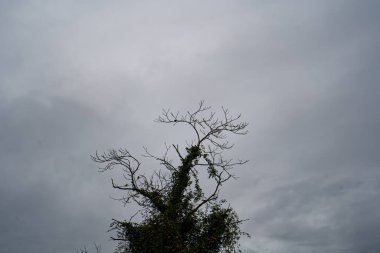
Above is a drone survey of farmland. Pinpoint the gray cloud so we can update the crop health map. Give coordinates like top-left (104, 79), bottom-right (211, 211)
top-left (1, 1), bottom-right (379, 252)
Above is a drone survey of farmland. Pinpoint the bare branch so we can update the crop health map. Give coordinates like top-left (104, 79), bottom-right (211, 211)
top-left (155, 101), bottom-right (248, 151)
top-left (92, 149), bottom-right (167, 212)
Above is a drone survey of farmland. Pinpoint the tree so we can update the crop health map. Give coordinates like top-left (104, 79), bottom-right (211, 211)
top-left (91, 101), bottom-right (249, 253)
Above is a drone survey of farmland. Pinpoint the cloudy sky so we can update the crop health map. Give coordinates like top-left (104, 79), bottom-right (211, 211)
top-left (1, 1), bottom-right (380, 252)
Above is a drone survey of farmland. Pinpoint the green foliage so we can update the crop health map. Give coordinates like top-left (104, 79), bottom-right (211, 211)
top-left (92, 101), bottom-right (249, 253)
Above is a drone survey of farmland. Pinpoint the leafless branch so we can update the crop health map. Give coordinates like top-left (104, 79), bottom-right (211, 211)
top-left (156, 100), bottom-right (248, 151)
top-left (91, 149), bottom-right (167, 212)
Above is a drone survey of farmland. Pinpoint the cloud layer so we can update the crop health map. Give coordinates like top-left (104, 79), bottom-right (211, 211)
top-left (1, 1), bottom-right (379, 252)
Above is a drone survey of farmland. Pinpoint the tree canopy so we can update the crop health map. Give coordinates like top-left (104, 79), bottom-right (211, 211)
top-left (91, 101), bottom-right (249, 253)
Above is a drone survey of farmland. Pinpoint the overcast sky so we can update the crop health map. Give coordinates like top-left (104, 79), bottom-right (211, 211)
top-left (1, 1), bottom-right (380, 252)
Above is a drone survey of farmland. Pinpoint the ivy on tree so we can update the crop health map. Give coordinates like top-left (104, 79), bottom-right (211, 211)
top-left (92, 101), bottom-right (250, 253)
